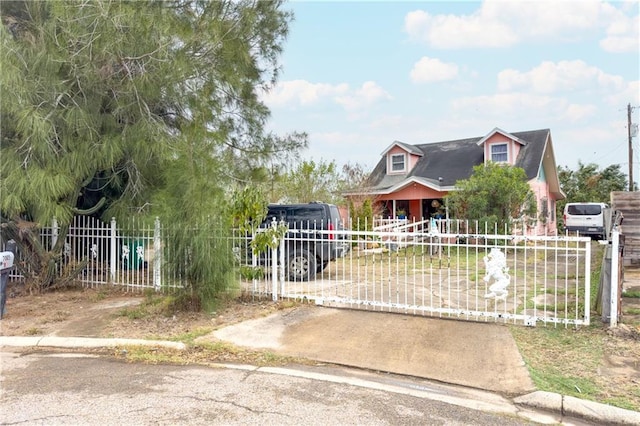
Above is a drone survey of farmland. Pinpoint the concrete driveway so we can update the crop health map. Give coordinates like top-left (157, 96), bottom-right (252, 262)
top-left (205, 305), bottom-right (535, 395)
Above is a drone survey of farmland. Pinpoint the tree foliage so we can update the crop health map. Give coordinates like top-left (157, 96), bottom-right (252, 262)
top-left (341, 162), bottom-right (377, 230)
top-left (556, 162), bottom-right (628, 232)
top-left (0, 0), bottom-right (305, 299)
top-left (348, 198), bottom-right (374, 231)
top-left (281, 160), bottom-right (343, 203)
top-left (557, 162), bottom-right (627, 205)
top-left (446, 163), bottom-right (536, 228)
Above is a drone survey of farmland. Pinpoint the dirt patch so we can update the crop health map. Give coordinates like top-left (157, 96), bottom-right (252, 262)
top-left (0, 284), bottom-right (282, 340)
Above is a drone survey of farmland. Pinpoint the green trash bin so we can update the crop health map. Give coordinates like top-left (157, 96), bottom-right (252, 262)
top-left (123, 239), bottom-right (145, 270)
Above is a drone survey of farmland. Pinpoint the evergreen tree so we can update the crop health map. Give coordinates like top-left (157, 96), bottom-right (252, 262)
top-left (0, 1), bottom-right (305, 299)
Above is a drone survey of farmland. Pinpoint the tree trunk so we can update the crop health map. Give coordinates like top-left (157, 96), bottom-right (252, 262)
top-left (0, 218), bottom-right (88, 293)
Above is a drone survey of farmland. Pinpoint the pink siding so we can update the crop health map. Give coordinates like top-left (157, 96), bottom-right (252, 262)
top-left (528, 178), bottom-right (558, 235)
top-left (483, 133), bottom-right (522, 165)
top-left (377, 184), bottom-right (445, 201)
top-left (387, 146), bottom-right (420, 173)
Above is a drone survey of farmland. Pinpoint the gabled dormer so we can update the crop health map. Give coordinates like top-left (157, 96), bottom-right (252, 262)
top-left (381, 140), bottom-right (423, 175)
top-left (476, 127), bottom-right (527, 165)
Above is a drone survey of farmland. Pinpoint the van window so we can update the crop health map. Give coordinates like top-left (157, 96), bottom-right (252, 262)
top-left (329, 205), bottom-right (342, 227)
top-left (290, 207), bottom-right (323, 221)
top-left (567, 205), bottom-right (602, 215)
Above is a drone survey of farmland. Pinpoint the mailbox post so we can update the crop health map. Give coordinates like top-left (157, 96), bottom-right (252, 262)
top-left (1, 240), bottom-right (16, 320)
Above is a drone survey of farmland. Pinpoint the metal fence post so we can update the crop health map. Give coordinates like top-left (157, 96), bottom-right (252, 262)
top-left (279, 233), bottom-right (285, 298)
top-left (610, 230), bottom-right (619, 327)
top-left (51, 217), bottom-right (58, 249)
top-left (271, 244), bottom-right (278, 301)
top-left (584, 239), bottom-right (591, 326)
top-left (153, 217), bottom-right (161, 291)
top-left (110, 218), bottom-right (117, 282)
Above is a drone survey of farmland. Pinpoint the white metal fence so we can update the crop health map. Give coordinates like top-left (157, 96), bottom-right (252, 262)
top-left (9, 216), bottom-right (176, 292)
top-left (6, 216), bottom-right (593, 327)
top-left (237, 223), bottom-right (593, 328)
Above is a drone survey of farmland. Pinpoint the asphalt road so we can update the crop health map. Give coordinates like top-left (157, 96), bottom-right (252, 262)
top-left (1, 349), bottom-right (548, 426)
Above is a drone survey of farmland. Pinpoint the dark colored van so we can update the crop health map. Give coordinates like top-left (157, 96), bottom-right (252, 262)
top-left (257, 202), bottom-right (348, 281)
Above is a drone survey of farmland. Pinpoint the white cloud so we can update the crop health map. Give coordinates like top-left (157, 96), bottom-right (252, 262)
top-left (451, 92), bottom-right (597, 124)
top-left (452, 93), bottom-right (555, 117)
top-left (261, 80), bottom-right (348, 107)
top-left (410, 57), bottom-right (459, 83)
top-left (600, 13), bottom-right (640, 53)
top-left (404, 9), bottom-right (517, 49)
top-left (335, 81), bottom-right (392, 111)
top-left (368, 114), bottom-right (405, 129)
top-left (404, 0), bottom-right (635, 50)
top-left (262, 80), bottom-right (390, 115)
top-left (497, 60), bottom-right (626, 95)
top-left (564, 104), bottom-right (598, 122)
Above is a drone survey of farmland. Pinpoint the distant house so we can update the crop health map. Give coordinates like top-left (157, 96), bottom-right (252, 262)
top-left (346, 128), bottom-right (565, 235)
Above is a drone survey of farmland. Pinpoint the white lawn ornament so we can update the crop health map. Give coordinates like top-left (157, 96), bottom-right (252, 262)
top-left (136, 245), bottom-right (145, 262)
top-left (483, 248), bottom-right (510, 300)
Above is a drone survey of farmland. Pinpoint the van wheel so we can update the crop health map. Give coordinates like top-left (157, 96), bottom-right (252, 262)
top-left (287, 249), bottom-right (316, 281)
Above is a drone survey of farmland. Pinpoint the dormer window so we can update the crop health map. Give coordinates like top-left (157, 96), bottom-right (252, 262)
top-left (390, 153), bottom-right (406, 173)
top-left (491, 143), bottom-right (508, 162)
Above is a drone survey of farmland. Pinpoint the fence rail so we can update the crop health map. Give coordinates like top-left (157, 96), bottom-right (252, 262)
top-left (5, 216), bottom-right (592, 327)
top-left (238, 227), bottom-right (592, 327)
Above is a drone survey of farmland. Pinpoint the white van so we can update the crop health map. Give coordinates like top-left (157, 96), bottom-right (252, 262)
top-left (563, 202), bottom-right (610, 240)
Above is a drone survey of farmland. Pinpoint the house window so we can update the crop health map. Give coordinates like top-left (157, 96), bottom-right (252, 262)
top-left (491, 143), bottom-right (508, 162)
top-left (390, 154), bottom-right (406, 172)
top-left (540, 198), bottom-right (549, 221)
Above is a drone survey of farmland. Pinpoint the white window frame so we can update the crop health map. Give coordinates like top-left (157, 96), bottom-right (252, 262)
top-left (389, 153), bottom-right (406, 173)
top-left (490, 143), bottom-right (509, 163)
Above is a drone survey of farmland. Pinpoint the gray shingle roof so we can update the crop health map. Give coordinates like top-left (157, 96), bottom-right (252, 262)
top-left (366, 129), bottom-right (551, 191)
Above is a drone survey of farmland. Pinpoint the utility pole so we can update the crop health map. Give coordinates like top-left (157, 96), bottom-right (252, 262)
top-left (629, 103), bottom-right (633, 191)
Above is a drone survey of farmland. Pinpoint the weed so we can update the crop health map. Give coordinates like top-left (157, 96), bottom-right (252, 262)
top-left (25, 327), bottom-right (41, 335)
top-left (89, 289), bottom-right (109, 302)
top-left (169, 328), bottom-right (214, 344)
top-left (510, 324), bottom-right (639, 411)
top-left (41, 311), bottom-right (71, 323)
top-left (118, 307), bottom-right (146, 320)
top-left (623, 290), bottom-right (640, 298)
top-left (239, 266), bottom-right (265, 280)
top-left (117, 346), bottom-right (185, 364)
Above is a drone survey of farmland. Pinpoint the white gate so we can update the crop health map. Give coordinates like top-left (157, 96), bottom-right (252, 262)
top-left (240, 228), bottom-right (592, 327)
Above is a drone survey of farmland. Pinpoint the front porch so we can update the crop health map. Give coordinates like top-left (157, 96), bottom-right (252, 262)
top-left (377, 198), bottom-right (447, 221)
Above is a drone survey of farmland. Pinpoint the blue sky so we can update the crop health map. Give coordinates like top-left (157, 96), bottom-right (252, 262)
top-left (262, 0), bottom-right (640, 180)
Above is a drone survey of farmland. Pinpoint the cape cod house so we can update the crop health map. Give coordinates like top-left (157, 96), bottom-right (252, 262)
top-left (348, 128), bottom-right (565, 235)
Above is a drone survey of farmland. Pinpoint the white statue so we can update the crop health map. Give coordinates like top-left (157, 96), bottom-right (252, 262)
top-left (483, 248), bottom-right (510, 300)
top-left (122, 245), bottom-right (130, 260)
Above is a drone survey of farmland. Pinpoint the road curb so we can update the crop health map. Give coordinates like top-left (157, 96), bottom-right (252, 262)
top-left (514, 391), bottom-right (640, 426)
top-left (3, 336), bottom-right (638, 425)
top-left (0, 336), bottom-right (186, 350)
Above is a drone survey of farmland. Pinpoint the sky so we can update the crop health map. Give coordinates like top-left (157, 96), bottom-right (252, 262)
top-left (261, 0), bottom-right (640, 181)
